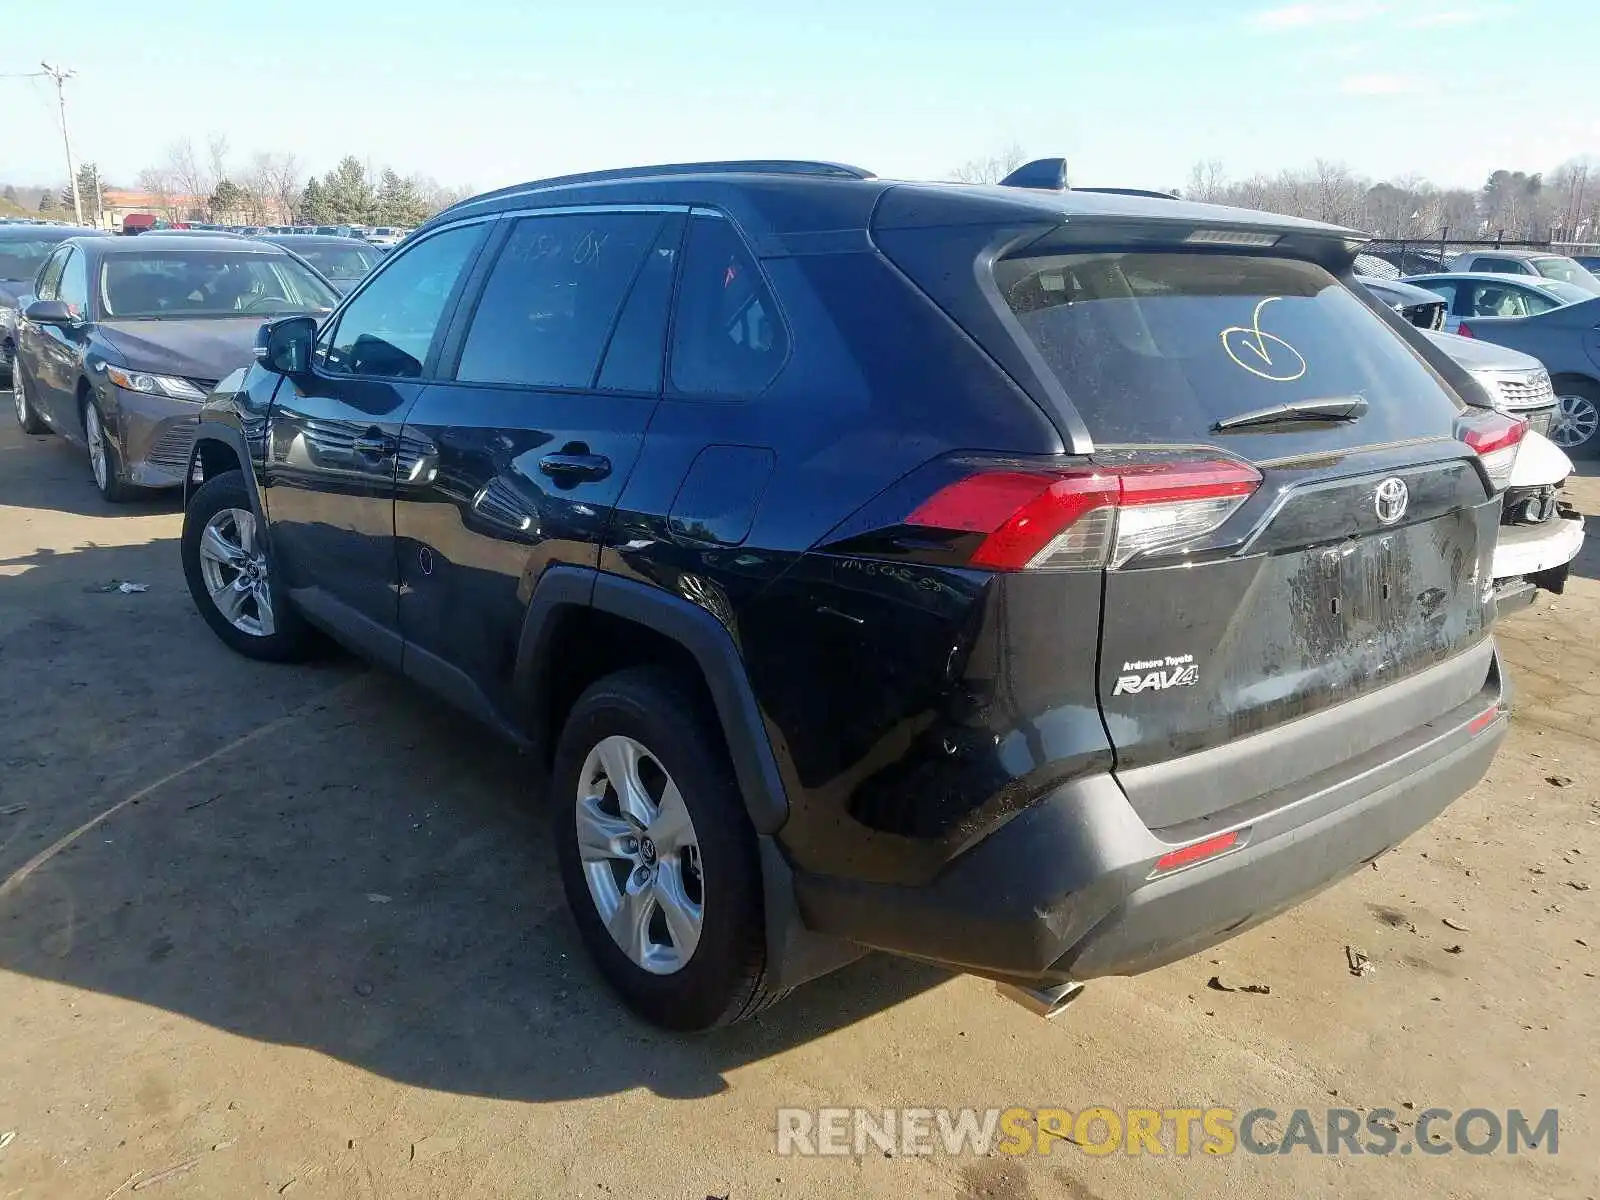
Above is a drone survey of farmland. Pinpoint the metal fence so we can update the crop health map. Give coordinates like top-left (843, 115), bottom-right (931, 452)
top-left (1357, 233), bottom-right (1552, 278)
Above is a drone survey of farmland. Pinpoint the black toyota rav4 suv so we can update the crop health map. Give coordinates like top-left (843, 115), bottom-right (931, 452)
top-left (180, 159), bottom-right (1518, 1031)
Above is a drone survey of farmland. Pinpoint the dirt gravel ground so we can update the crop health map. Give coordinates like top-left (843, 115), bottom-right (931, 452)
top-left (1, 402), bottom-right (1596, 1199)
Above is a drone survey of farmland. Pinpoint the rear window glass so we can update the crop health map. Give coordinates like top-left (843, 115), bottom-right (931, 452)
top-left (995, 252), bottom-right (1460, 444)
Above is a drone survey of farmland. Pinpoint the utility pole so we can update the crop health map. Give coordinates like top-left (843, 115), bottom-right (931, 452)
top-left (40, 62), bottom-right (82, 225)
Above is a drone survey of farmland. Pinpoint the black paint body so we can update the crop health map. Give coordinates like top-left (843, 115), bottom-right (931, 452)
top-left (186, 166), bottom-right (1510, 987)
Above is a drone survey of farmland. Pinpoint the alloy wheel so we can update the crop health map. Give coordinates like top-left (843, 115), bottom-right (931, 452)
top-left (575, 734), bottom-right (704, 975)
top-left (85, 405), bottom-right (109, 491)
top-left (12, 372), bottom-right (25, 428)
top-left (1552, 393), bottom-right (1599, 451)
top-left (196, 507), bottom-right (276, 638)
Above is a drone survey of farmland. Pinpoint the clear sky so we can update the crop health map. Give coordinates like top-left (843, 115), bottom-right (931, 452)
top-left (3, 0), bottom-right (1594, 196)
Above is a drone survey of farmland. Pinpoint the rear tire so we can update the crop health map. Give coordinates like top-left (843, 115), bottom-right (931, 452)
top-left (12, 365), bottom-right (47, 435)
top-left (551, 666), bottom-right (786, 1031)
top-left (182, 469), bottom-right (315, 662)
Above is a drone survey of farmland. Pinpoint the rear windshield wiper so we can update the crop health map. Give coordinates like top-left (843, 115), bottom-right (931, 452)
top-left (1212, 396), bottom-right (1369, 432)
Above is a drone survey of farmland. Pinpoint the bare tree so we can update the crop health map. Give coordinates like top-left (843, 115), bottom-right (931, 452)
top-left (206, 134), bottom-right (231, 196)
top-left (1185, 160), bottom-right (1228, 203)
top-left (949, 142), bottom-right (1028, 185)
top-left (258, 152), bottom-right (302, 224)
top-left (134, 165), bottom-right (178, 219)
top-left (161, 138), bottom-right (211, 218)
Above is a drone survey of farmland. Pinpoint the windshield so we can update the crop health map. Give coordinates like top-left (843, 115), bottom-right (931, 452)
top-left (996, 251), bottom-right (1462, 446)
top-left (1532, 256), bottom-right (1600, 293)
top-left (298, 245), bottom-right (378, 280)
top-left (99, 251), bottom-right (339, 319)
top-left (0, 237), bottom-right (70, 282)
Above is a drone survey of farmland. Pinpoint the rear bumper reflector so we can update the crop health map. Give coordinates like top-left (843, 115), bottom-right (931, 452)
top-left (1149, 828), bottom-right (1245, 878)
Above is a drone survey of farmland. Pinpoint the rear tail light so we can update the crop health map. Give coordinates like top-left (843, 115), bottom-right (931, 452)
top-left (905, 457), bottom-right (1261, 570)
top-left (1457, 408), bottom-right (1526, 491)
top-left (1456, 322), bottom-right (1476, 339)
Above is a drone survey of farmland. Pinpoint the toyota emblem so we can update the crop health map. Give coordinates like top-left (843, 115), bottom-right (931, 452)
top-left (1374, 477), bottom-right (1409, 525)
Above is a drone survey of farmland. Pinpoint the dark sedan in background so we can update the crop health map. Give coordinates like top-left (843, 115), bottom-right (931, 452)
top-left (255, 233), bottom-right (381, 294)
top-left (11, 234), bottom-right (337, 500)
top-left (1453, 294), bottom-right (1600, 458)
top-left (1, 224), bottom-right (109, 384)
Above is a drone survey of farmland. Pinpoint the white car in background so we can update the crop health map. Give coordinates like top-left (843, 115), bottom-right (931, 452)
top-left (1424, 328), bottom-right (1586, 611)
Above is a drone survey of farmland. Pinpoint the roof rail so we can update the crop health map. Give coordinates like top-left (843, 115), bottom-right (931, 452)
top-left (1074, 186), bottom-right (1179, 200)
top-left (443, 160), bottom-right (876, 215)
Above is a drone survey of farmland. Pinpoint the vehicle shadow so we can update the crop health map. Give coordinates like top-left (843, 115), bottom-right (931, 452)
top-left (0, 532), bottom-right (947, 1106)
top-left (1, 410), bottom-right (184, 519)
top-left (1563, 455), bottom-right (1599, 582)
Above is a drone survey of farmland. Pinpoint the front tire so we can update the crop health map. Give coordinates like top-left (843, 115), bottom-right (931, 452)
top-left (84, 398), bottom-right (137, 502)
top-left (552, 666), bottom-right (785, 1031)
top-left (182, 470), bottom-right (314, 662)
top-left (12, 365), bottom-right (48, 435)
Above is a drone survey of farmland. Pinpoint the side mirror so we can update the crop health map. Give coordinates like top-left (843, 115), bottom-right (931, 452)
top-left (255, 315), bottom-right (316, 376)
top-left (24, 299), bottom-right (78, 327)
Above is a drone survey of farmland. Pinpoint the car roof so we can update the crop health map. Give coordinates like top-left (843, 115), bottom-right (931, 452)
top-left (1358, 276), bottom-right (1444, 303)
top-left (1456, 248), bottom-right (1560, 261)
top-left (89, 233), bottom-right (286, 255)
top-left (0, 223), bottom-right (106, 239)
top-left (1408, 271), bottom-right (1570, 287)
top-left (258, 233), bottom-right (372, 247)
top-left (421, 159), bottom-right (1358, 250)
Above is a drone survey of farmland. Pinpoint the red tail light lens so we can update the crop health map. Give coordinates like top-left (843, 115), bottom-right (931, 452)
top-left (1457, 409), bottom-right (1526, 491)
top-left (1151, 828), bottom-right (1244, 877)
top-left (1455, 322), bottom-right (1476, 339)
top-left (906, 458), bottom-right (1261, 571)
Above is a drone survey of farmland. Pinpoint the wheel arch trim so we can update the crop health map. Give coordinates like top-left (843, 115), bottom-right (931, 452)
top-left (512, 566), bottom-right (791, 835)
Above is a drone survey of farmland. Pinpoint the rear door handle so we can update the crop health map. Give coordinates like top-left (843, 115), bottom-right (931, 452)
top-left (539, 452), bottom-right (611, 482)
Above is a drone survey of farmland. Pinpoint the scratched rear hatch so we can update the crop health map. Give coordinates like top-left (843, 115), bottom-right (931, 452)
top-left (990, 246), bottom-right (1500, 827)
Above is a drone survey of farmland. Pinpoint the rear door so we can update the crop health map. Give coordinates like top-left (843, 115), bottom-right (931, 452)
top-left (393, 209), bottom-right (681, 713)
top-left (262, 221), bottom-right (488, 655)
top-left (985, 248), bottom-right (1499, 824)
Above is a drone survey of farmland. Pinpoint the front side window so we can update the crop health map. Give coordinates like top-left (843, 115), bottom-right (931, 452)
top-left (320, 223), bottom-right (485, 379)
top-left (1473, 258), bottom-right (1522, 275)
top-left (669, 214), bottom-right (787, 398)
top-left (455, 212), bottom-right (665, 388)
top-left (58, 248), bottom-right (89, 316)
top-left (99, 252), bottom-right (338, 319)
top-left (35, 246), bottom-right (69, 300)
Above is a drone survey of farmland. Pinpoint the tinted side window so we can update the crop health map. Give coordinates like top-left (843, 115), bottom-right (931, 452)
top-left (596, 215), bottom-right (684, 393)
top-left (1474, 258), bottom-right (1519, 275)
top-left (35, 246), bottom-right (68, 301)
top-left (455, 212), bottom-right (664, 388)
top-left (320, 223), bottom-right (484, 379)
top-left (669, 215), bottom-right (787, 398)
top-left (58, 249), bottom-right (89, 315)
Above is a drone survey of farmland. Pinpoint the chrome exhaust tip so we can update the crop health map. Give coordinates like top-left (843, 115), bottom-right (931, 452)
top-left (994, 980), bottom-right (1086, 1020)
